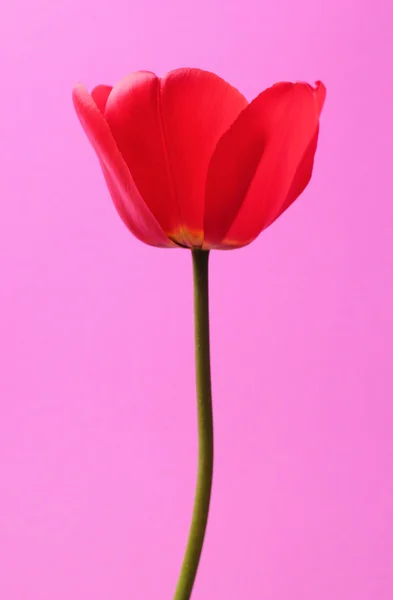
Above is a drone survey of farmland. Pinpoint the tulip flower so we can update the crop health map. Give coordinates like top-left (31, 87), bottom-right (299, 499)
top-left (73, 68), bottom-right (325, 600)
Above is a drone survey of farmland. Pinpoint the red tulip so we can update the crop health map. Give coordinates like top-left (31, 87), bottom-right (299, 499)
top-left (73, 68), bottom-right (325, 250)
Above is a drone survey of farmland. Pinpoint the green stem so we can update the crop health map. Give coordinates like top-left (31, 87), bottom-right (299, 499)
top-left (173, 249), bottom-right (214, 600)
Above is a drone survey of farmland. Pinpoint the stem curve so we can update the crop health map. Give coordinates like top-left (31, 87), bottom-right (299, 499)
top-left (173, 249), bottom-right (214, 600)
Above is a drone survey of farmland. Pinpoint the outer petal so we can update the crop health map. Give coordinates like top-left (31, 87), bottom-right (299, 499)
top-left (104, 68), bottom-right (247, 247)
top-left (278, 125), bottom-right (319, 217)
top-left (72, 83), bottom-right (173, 247)
top-left (204, 81), bottom-right (326, 248)
top-left (91, 84), bottom-right (112, 115)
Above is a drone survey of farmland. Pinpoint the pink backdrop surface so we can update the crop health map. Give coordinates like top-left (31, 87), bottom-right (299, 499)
top-left (1, 0), bottom-right (392, 598)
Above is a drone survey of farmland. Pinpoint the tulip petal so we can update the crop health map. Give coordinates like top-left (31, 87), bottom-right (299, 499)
top-left (202, 127), bottom-right (319, 251)
top-left (91, 84), bottom-right (112, 115)
top-left (204, 81), bottom-right (326, 247)
top-left (104, 68), bottom-right (247, 247)
top-left (278, 125), bottom-right (319, 217)
top-left (72, 83), bottom-right (173, 247)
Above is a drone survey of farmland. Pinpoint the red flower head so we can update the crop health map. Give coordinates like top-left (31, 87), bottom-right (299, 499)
top-left (73, 68), bottom-right (325, 250)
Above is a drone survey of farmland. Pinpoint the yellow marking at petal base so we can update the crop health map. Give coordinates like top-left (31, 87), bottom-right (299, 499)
top-left (203, 237), bottom-right (253, 250)
top-left (168, 227), bottom-right (204, 249)
top-left (222, 238), bottom-right (248, 249)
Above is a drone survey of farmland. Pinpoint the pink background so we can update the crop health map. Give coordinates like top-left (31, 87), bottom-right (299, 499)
top-left (1, 0), bottom-right (392, 598)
